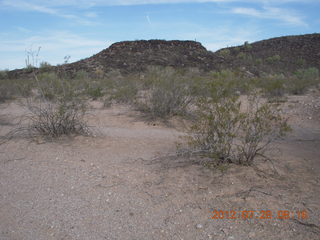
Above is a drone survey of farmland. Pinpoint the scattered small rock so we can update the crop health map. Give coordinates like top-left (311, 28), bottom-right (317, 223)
top-left (196, 224), bottom-right (203, 229)
top-left (249, 231), bottom-right (256, 238)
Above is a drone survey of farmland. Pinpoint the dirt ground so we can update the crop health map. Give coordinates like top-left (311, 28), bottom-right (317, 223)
top-left (0, 91), bottom-right (319, 240)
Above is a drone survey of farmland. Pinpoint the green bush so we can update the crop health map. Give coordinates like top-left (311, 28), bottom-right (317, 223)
top-left (258, 75), bottom-right (286, 97)
top-left (255, 58), bottom-right (263, 65)
top-left (36, 72), bottom-right (77, 101)
top-left (189, 83), bottom-right (241, 163)
top-left (289, 67), bottom-right (319, 94)
top-left (104, 77), bottom-right (138, 105)
top-left (187, 80), bottom-right (289, 166)
top-left (0, 69), bottom-right (8, 79)
top-left (244, 41), bottom-right (252, 50)
top-left (218, 49), bottom-right (230, 58)
top-left (237, 52), bottom-right (247, 59)
top-left (0, 77), bottom-right (33, 102)
top-left (136, 67), bottom-right (192, 119)
top-left (236, 94), bottom-right (290, 165)
top-left (209, 70), bottom-right (254, 94)
top-left (87, 86), bottom-right (104, 100)
top-left (266, 55), bottom-right (281, 64)
top-left (39, 61), bottom-right (52, 72)
top-left (25, 72), bottom-right (89, 138)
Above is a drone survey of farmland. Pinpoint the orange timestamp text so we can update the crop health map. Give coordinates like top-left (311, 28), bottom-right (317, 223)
top-left (210, 210), bottom-right (309, 220)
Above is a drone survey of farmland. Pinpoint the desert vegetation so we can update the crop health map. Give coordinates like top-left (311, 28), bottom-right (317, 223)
top-left (187, 81), bottom-right (290, 166)
top-left (0, 36), bottom-right (319, 161)
top-left (2, 62), bottom-right (319, 164)
top-left (25, 73), bottom-right (89, 138)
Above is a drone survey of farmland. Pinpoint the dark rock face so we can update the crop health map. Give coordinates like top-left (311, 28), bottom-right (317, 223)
top-left (62, 40), bottom-right (223, 74)
top-left (217, 33), bottom-right (320, 75)
top-left (7, 34), bottom-right (320, 78)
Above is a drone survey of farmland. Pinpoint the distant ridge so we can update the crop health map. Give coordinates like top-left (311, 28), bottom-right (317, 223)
top-left (217, 33), bottom-right (320, 75)
top-left (7, 33), bottom-right (320, 77)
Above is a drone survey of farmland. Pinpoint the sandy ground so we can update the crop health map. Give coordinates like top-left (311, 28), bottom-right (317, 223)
top-left (0, 92), bottom-right (319, 240)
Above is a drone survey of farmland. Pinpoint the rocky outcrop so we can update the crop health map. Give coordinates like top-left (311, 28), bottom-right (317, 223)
top-left (7, 34), bottom-right (320, 78)
top-left (62, 40), bottom-right (223, 74)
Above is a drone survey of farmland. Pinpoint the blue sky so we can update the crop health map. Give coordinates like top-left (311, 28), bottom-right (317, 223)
top-left (0, 0), bottom-right (319, 70)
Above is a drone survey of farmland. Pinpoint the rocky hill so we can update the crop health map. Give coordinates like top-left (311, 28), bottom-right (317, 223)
top-left (7, 33), bottom-right (320, 78)
top-left (217, 33), bottom-right (320, 75)
top-left (63, 40), bottom-right (223, 74)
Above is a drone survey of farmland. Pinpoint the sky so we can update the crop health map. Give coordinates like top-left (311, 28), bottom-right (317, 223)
top-left (0, 0), bottom-right (319, 70)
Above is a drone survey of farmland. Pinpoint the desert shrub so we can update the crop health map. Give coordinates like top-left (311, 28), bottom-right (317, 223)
top-left (139, 66), bottom-right (174, 89)
top-left (74, 70), bottom-right (91, 80)
top-left (76, 76), bottom-right (106, 100)
top-left (187, 80), bottom-right (289, 166)
top-left (244, 41), bottom-right (252, 50)
top-left (218, 49), bottom-right (230, 58)
top-left (296, 58), bottom-right (306, 67)
top-left (258, 75), bottom-right (286, 97)
top-left (0, 78), bottom-right (16, 102)
top-left (26, 98), bottom-right (88, 138)
top-left (235, 94), bottom-right (290, 165)
top-left (0, 84), bottom-right (15, 102)
top-left (0, 77), bottom-right (33, 102)
top-left (266, 55), bottom-right (281, 64)
top-left (255, 58), bottom-right (263, 65)
top-left (22, 72), bottom-right (89, 138)
top-left (289, 67), bottom-right (319, 94)
top-left (0, 69), bottom-right (8, 79)
top-left (35, 72), bottom-right (78, 101)
top-left (39, 61), bottom-right (52, 72)
top-left (233, 47), bottom-right (240, 53)
top-left (209, 70), bottom-right (254, 94)
top-left (87, 86), bottom-right (104, 100)
top-left (104, 77), bottom-right (138, 105)
top-left (189, 81), bottom-right (242, 163)
top-left (94, 67), bottom-right (105, 79)
top-left (137, 68), bottom-right (192, 119)
top-left (237, 52), bottom-right (246, 59)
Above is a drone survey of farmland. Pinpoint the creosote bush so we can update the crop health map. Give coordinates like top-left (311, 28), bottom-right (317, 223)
top-left (136, 67), bottom-right (193, 119)
top-left (27, 99), bottom-right (88, 137)
top-left (0, 77), bottom-right (33, 102)
top-left (258, 75), bottom-right (286, 98)
top-left (289, 67), bottom-right (320, 94)
top-left (25, 72), bottom-right (89, 138)
top-left (105, 77), bottom-right (138, 104)
top-left (235, 93), bottom-right (290, 165)
top-left (188, 79), bottom-right (290, 166)
top-left (266, 54), bottom-right (281, 64)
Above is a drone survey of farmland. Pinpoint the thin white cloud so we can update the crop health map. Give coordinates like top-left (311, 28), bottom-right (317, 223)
top-left (1, 0), bottom-right (317, 8)
top-left (1, 0), bottom-right (98, 25)
top-left (15, 26), bottom-right (32, 33)
top-left (84, 12), bottom-right (98, 18)
top-left (231, 7), bottom-right (307, 26)
top-left (0, 0), bottom-right (310, 27)
top-left (0, 31), bottom-right (110, 69)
